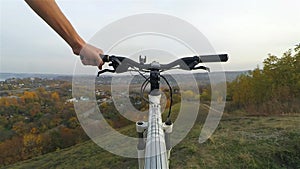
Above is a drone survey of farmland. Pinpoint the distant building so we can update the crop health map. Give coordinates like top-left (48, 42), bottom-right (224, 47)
top-left (66, 98), bottom-right (78, 103)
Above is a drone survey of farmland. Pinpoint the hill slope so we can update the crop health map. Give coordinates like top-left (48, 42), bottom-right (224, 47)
top-left (6, 106), bottom-right (300, 169)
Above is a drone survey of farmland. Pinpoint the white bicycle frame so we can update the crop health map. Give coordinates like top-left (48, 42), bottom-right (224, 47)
top-left (136, 94), bottom-right (173, 169)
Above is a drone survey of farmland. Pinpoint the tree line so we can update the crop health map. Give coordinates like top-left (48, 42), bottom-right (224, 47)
top-left (227, 44), bottom-right (300, 114)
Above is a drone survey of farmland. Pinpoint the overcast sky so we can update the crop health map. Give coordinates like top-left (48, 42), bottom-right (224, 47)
top-left (1, 0), bottom-right (299, 74)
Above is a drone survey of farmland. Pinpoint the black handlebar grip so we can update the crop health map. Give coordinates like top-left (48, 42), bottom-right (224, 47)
top-left (199, 54), bottom-right (228, 63)
top-left (100, 54), bottom-right (110, 62)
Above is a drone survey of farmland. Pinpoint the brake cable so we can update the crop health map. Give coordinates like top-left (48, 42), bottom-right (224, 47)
top-left (140, 76), bottom-right (151, 103)
top-left (130, 68), bottom-right (173, 123)
top-left (160, 75), bottom-right (173, 124)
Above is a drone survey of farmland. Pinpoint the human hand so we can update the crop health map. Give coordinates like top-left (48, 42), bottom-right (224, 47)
top-left (78, 44), bottom-right (104, 69)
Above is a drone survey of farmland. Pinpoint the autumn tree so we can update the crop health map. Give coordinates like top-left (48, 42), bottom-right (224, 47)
top-left (51, 92), bottom-right (60, 102)
top-left (22, 128), bottom-right (43, 159)
top-left (0, 136), bottom-right (23, 165)
top-left (21, 91), bottom-right (38, 103)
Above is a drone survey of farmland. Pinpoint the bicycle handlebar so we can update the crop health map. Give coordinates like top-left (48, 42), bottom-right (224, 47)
top-left (97, 54), bottom-right (228, 76)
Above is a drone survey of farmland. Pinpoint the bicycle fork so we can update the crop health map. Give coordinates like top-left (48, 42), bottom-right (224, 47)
top-left (136, 94), bottom-right (173, 169)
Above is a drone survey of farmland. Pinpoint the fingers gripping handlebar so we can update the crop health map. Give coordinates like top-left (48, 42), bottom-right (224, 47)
top-left (97, 54), bottom-right (228, 76)
top-left (97, 55), bottom-right (128, 76)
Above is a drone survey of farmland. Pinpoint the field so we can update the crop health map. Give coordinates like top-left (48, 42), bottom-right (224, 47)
top-left (6, 104), bottom-right (300, 169)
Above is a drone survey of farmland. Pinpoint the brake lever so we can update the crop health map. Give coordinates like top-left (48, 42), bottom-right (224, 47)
top-left (193, 66), bottom-right (210, 72)
top-left (97, 69), bottom-right (116, 77)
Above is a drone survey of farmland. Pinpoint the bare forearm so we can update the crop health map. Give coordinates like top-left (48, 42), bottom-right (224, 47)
top-left (25, 0), bottom-right (104, 68)
top-left (25, 0), bottom-right (84, 55)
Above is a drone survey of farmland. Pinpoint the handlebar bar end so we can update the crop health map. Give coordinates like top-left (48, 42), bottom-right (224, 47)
top-left (199, 54), bottom-right (228, 63)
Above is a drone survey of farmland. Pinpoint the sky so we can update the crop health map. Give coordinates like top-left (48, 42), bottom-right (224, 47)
top-left (0, 0), bottom-right (299, 74)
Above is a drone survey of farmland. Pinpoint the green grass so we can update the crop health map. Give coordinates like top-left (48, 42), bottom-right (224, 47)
top-left (170, 115), bottom-right (300, 169)
top-left (4, 105), bottom-right (300, 169)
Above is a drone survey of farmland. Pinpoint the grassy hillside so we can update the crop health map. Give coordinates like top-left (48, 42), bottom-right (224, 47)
top-left (5, 105), bottom-right (300, 169)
